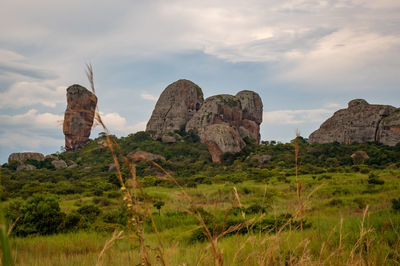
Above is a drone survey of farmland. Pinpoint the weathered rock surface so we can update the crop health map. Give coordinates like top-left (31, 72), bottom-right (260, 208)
top-left (203, 124), bottom-right (246, 163)
top-left (161, 135), bottom-right (177, 143)
top-left (51, 159), bottom-right (68, 169)
top-left (186, 91), bottom-right (262, 143)
top-left (309, 99), bottom-right (400, 146)
top-left (146, 80), bottom-right (263, 163)
top-left (128, 150), bottom-right (166, 162)
top-left (8, 152), bottom-right (44, 164)
top-left (146, 79), bottom-right (204, 137)
top-left (63, 84), bottom-right (97, 151)
top-left (16, 164), bottom-right (36, 171)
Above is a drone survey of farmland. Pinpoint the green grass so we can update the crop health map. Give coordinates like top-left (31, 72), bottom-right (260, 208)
top-left (5, 169), bottom-right (400, 265)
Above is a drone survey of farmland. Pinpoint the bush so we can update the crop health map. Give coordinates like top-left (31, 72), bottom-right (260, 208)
top-left (8, 194), bottom-right (65, 236)
top-left (392, 198), bottom-right (400, 211)
top-left (77, 205), bottom-right (101, 223)
top-left (368, 173), bottom-right (384, 185)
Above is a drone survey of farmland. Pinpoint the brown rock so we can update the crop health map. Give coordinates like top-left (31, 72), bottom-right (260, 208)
top-left (8, 152), bottom-right (44, 164)
top-left (309, 99), bottom-right (399, 145)
top-left (161, 135), bottom-right (176, 143)
top-left (63, 84), bottom-right (97, 151)
top-left (203, 124), bottom-right (246, 163)
top-left (16, 164), bottom-right (36, 171)
top-left (146, 79), bottom-right (204, 137)
top-left (51, 159), bottom-right (68, 169)
top-left (128, 150), bottom-right (166, 162)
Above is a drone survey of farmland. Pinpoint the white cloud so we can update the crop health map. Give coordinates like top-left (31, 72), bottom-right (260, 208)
top-left (140, 92), bottom-right (158, 101)
top-left (0, 109), bottom-right (63, 129)
top-left (263, 108), bottom-right (335, 125)
top-left (97, 112), bottom-right (146, 135)
top-left (0, 82), bottom-right (65, 108)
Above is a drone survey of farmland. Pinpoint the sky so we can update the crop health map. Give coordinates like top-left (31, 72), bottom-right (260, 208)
top-left (1, 0), bottom-right (400, 163)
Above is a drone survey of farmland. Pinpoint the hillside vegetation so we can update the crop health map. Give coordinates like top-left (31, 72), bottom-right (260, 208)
top-left (1, 132), bottom-right (400, 265)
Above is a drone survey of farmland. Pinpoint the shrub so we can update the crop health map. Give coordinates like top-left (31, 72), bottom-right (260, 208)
top-left (9, 194), bottom-right (65, 236)
top-left (392, 198), bottom-right (400, 211)
top-left (368, 173), bottom-right (384, 185)
top-left (77, 205), bottom-right (101, 223)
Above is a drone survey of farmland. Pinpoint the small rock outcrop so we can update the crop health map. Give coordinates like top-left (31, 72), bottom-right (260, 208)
top-left (128, 150), bottom-right (166, 162)
top-left (16, 164), bottom-right (36, 171)
top-left (309, 99), bottom-right (400, 146)
top-left (8, 152), bottom-right (45, 164)
top-left (51, 160), bottom-right (68, 169)
top-left (63, 84), bottom-right (97, 151)
top-left (146, 79), bottom-right (204, 138)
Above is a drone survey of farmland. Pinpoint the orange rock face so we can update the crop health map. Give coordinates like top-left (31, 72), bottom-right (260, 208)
top-left (63, 84), bottom-right (97, 151)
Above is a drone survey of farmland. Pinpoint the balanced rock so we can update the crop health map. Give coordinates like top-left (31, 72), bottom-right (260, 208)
top-left (146, 79), bottom-right (204, 138)
top-left (309, 99), bottom-right (400, 146)
top-left (63, 84), bottom-right (97, 151)
top-left (203, 124), bottom-right (246, 163)
top-left (8, 152), bottom-right (44, 164)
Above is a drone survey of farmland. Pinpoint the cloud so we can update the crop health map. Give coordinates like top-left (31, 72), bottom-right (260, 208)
top-left (263, 108), bottom-right (336, 125)
top-left (140, 92), bottom-right (158, 101)
top-left (0, 109), bottom-right (63, 129)
top-left (97, 112), bottom-right (146, 135)
top-left (0, 131), bottom-right (62, 150)
top-left (0, 82), bottom-right (65, 108)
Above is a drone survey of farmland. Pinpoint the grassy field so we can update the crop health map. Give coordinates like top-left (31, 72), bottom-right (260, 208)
top-left (6, 169), bottom-right (400, 265)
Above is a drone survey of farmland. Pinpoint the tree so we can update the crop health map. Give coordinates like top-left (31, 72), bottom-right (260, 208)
top-left (153, 201), bottom-right (165, 216)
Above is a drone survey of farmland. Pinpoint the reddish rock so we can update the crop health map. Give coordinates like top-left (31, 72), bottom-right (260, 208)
top-left (63, 84), bottom-right (97, 151)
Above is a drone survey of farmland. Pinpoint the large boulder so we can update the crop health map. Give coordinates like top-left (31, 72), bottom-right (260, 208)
top-left (186, 91), bottom-right (263, 143)
top-left (8, 152), bottom-right (44, 164)
top-left (203, 124), bottom-right (246, 163)
top-left (146, 79), bottom-right (204, 138)
top-left (16, 164), bottom-right (36, 171)
top-left (63, 84), bottom-right (97, 151)
top-left (51, 159), bottom-right (68, 169)
top-left (309, 99), bottom-right (399, 145)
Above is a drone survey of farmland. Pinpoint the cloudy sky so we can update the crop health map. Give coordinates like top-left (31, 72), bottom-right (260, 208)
top-left (1, 0), bottom-right (400, 163)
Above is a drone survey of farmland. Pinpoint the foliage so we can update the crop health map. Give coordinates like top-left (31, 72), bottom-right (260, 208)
top-left (8, 194), bottom-right (64, 236)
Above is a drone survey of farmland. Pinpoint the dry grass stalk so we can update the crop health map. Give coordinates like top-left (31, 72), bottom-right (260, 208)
top-left (96, 230), bottom-right (124, 266)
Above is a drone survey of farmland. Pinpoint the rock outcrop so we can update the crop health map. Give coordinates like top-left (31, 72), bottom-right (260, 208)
top-left (146, 79), bottom-right (204, 138)
top-left (8, 152), bottom-right (44, 164)
top-left (128, 150), bottom-right (166, 162)
top-left (51, 159), bottom-right (68, 169)
top-left (309, 99), bottom-right (400, 146)
top-left (185, 91), bottom-right (263, 143)
top-left (203, 124), bottom-right (246, 163)
top-left (63, 84), bottom-right (97, 151)
top-left (146, 79), bottom-right (263, 163)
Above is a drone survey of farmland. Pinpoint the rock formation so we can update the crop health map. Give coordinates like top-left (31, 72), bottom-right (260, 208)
top-left (128, 150), bottom-right (166, 162)
top-left (51, 159), bottom-right (68, 169)
top-left (63, 84), bottom-right (97, 151)
top-left (146, 79), bottom-right (263, 163)
top-left (146, 79), bottom-right (204, 138)
top-left (203, 124), bottom-right (246, 163)
top-left (309, 99), bottom-right (400, 146)
top-left (8, 152), bottom-right (45, 164)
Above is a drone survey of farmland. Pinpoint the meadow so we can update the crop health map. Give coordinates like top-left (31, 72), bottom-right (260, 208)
top-left (3, 166), bottom-right (400, 265)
